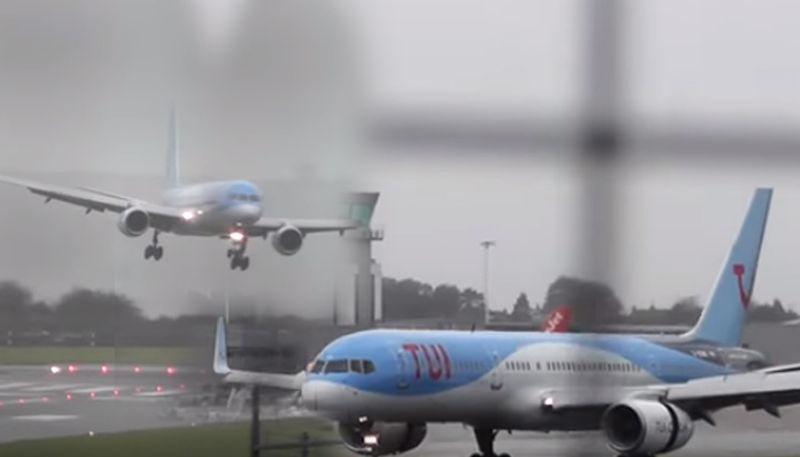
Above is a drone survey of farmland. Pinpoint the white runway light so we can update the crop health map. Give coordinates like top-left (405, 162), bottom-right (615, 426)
top-left (49, 366), bottom-right (61, 375)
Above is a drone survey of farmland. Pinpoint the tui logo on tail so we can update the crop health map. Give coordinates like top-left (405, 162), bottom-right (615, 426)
top-left (732, 263), bottom-right (751, 309)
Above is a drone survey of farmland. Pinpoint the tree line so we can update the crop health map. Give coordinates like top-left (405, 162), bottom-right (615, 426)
top-left (0, 281), bottom-right (211, 346)
top-left (383, 275), bottom-right (799, 326)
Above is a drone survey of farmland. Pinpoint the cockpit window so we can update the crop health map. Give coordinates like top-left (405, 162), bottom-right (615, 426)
top-left (349, 360), bottom-right (363, 373)
top-left (363, 360), bottom-right (375, 374)
top-left (310, 360), bottom-right (325, 374)
top-left (248, 194), bottom-right (260, 202)
top-left (324, 360), bottom-right (348, 374)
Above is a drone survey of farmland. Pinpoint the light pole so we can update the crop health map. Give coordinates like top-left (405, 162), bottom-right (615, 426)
top-left (480, 241), bottom-right (496, 325)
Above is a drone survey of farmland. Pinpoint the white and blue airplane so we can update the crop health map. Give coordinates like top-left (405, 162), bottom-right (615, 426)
top-left (213, 188), bottom-right (800, 457)
top-left (0, 113), bottom-right (362, 271)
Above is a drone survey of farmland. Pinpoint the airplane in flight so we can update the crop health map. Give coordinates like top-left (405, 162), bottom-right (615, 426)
top-left (212, 188), bottom-right (800, 457)
top-left (0, 113), bottom-right (363, 271)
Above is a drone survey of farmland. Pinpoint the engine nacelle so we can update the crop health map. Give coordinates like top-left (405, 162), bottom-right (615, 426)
top-left (338, 422), bottom-right (426, 456)
top-left (117, 207), bottom-right (150, 237)
top-left (271, 224), bottom-right (304, 256)
top-left (602, 400), bottom-right (694, 456)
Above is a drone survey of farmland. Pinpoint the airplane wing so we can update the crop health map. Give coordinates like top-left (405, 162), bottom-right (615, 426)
top-left (539, 363), bottom-right (800, 418)
top-left (0, 175), bottom-right (183, 231)
top-left (246, 217), bottom-right (361, 237)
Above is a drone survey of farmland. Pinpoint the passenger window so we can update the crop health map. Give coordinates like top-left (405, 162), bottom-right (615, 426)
top-left (536, 361), bottom-right (541, 371)
top-left (350, 360), bottom-right (363, 374)
top-left (363, 360), bottom-right (375, 374)
top-left (324, 360), bottom-right (348, 373)
top-left (310, 360), bottom-right (324, 374)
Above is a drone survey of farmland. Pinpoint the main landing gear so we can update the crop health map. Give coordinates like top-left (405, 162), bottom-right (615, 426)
top-left (144, 231), bottom-right (164, 261)
top-left (227, 236), bottom-right (250, 271)
top-left (470, 428), bottom-right (510, 457)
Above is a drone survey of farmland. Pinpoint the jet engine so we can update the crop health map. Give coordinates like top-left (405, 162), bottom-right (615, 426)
top-left (117, 207), bottom-right (150, 237)
top-left (601, 400), bottom-right (694, 456)
top-left (271, 224), bottom-right (304, 256)
top-left (338, 422), bottom-right (426, 456)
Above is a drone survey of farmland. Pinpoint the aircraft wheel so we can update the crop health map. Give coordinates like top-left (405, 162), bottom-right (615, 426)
top-left (241, 257), bottom-right (250, 271)
top-left (230, 257), bottom-right (239, 270)
top-left (144, 245), bottom-right (154, 260)
top-left (154, 246), bottom-right (164, 261)
top-left (498, 453), bottom-right (511, 457)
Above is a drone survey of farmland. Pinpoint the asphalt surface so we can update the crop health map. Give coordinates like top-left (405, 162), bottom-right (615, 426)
top-left (409, 417), bottom-right (800, 457)
top-left (3, 365), bottom-right (800, 457)
top-left (0, 364), bottom-right (219, 443)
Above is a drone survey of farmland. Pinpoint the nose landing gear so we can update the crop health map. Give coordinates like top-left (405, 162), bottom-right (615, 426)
top-left (470, 428), bottom-right (510, 457)
top-left (144, 231), bottom-right (164, 261)
top-left (228, 235), bottom-right (250, 271)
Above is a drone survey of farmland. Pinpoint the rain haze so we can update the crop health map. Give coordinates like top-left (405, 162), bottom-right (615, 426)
top-left (1, 0), bottom-right (800, 318)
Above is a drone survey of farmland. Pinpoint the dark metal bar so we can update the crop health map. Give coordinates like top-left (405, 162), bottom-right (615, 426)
top-left (250, 386), bottom-right (261, 457)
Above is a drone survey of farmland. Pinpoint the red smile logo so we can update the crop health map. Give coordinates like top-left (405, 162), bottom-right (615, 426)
top-left (732, 263), bottom-right (751, 309)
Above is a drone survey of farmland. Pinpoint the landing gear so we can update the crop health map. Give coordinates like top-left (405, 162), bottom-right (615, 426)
top-left (471, 428), bottom-right (510, 457)
top-left (228, 235), bottom-right (250, 271)
top-left (144, 231), bottom-right (164, 261)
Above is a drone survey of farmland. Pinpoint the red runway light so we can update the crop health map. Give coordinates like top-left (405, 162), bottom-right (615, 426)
top-left (18, 398), bottom-right (25, 404)
top-left (113, 389), bottom-right (120, 397)
top-left (155, 385), bottom-right (163, 392)
top-left (90, 392), bottom-right (96, 399)
top-left (100, 365), bottom-right (110, 375)
top-left (67, 365), bottom-right (78, 374)
top-left (166, 367), bottom-right (177, 376)
top-left (66, 394), bottom-right (72, 401)
top-left (133, 366), bottom-right (141, 374)
top-left (42, 397), bottom-right (49, 403)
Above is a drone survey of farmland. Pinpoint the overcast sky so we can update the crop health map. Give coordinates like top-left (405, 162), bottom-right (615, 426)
top-left (1, 1), bottom-right (800, 317)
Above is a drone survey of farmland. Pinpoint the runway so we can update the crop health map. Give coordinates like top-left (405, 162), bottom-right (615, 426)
top-left (408, 423), bottom-right (800, 457)
top-left (0, 364), bottom-right (217, 443)
top-left (3, 365), bottom-right (800, 457)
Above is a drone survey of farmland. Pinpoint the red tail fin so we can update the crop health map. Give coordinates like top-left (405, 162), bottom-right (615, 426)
top-left (541, 306), bottom-right (572, 333)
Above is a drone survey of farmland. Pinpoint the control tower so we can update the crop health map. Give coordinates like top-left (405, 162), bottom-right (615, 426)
top-left (335, 192), bottom-right (383, 328)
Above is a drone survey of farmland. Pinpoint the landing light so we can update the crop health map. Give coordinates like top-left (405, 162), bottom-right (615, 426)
top-left (181, 210), bottom-right (196, 221)
top-left (543, 397), bottom-right (554, 407)
top-left (230, 231), bottom-right (245, 242)
top-left (364, 434), bottom-right (379, 446)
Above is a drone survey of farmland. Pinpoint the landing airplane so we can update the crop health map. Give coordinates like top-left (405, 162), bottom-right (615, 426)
top-left (214, 188), bottom-right (798, 457)
top-left (0, 113), bottom-right (363, 271)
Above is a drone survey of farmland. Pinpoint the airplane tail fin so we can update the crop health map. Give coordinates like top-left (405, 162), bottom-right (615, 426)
top-left (166, 107), bottom-right (181, 188)
top-left (213, 317), bottom-right (231, 375)
top-left (211, 316), bottom-right (304, 390)
top-left (683, 188), bottom-right (772, 347)
top-left (542, 306), bottom-right (573, 333)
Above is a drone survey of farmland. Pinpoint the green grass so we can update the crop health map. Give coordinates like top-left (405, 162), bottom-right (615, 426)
top-left (0, 420), bottom-right (345, 457)
top-left (0, 346), bottom-right (204, 366)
